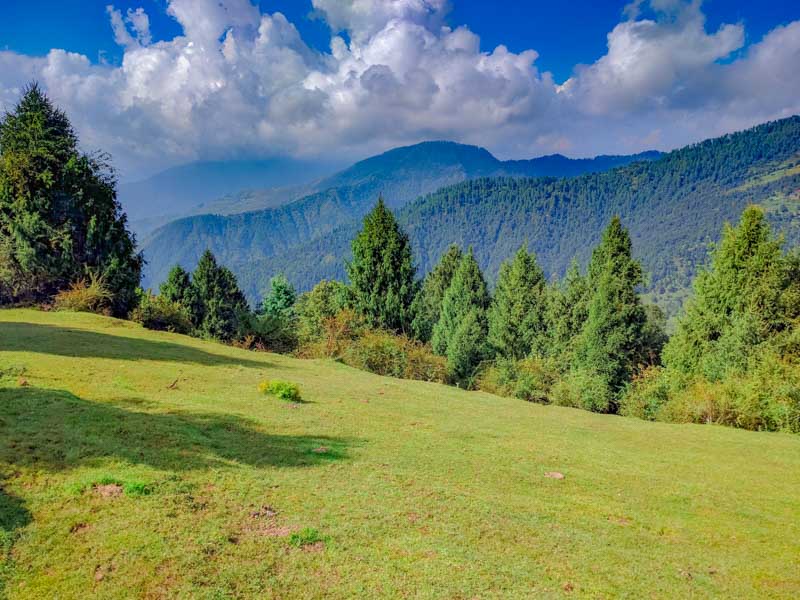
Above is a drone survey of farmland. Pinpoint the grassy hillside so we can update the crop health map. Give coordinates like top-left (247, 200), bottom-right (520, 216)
top-left (1, 309), bottom-right (799, 598)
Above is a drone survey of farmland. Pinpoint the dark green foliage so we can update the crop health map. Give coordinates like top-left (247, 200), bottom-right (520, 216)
top-left (488, 246), bottom-right (548, 360)
top-left (432, 249), bottom-right (490, 384)
top-left (638, 304), bottom-right (669, 366)
top-left (240, 274), bottom-right (299, 351)
top-left (621, 207), bottom-right (800, 433)
top-left (664, 206), bottom-right (792, 379)
top-left (573, 217), bottom-right (647, 409)
top-left (260, 274), bottom-right (296, 319)
top-left (446, 309), bottom-right (487, 387)
top-left (0, 84), bottom-right (142, 315)
top-left (191, 250), bottom-right (249, 341)
top-left (142, 142), bottom-right (658, 294)
top-left (410, 244), bottom-right (463, 343)
top-left (160, 265), bottom-right (193, 305)
top-left (546, 260), bottom-right (590, 362)
top-left (237, 117), bottom-right (800, 317)
top-left (347, 198), bottom-right (417, 332)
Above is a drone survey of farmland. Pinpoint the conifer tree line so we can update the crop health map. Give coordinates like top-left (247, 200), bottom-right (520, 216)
top-left (2, 85), bottom-right (798, 432)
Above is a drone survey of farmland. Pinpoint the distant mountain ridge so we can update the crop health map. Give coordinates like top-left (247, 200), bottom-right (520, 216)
top-left (120, 158), bottom-right (339, 235)
top-left (141, 141), bottom-right (660, 289)
top-left (234, 116), bottom-right (800, 317)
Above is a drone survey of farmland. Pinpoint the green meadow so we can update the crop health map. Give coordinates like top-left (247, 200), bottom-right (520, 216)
top-left (1, 309), bottom-right (798, 598)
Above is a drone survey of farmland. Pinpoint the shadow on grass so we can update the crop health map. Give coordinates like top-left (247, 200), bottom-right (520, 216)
top-left (0, 387), bottom-right (353, 472)
top-left (0, 322), bottom-right (269, 369)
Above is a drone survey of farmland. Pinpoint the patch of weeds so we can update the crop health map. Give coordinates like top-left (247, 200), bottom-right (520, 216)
top-left (67, 475), bottom-right (153, 498)
top-left (258, 379), bottom-right (303, 403)
top-left (288, 527), bottom-right (327, 548)
top-left (0, 364), bottom-right (26, 382)
top-left (123, 481), bottom-right (152, 497)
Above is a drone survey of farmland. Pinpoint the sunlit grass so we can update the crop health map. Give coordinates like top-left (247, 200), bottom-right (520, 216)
top-left (1, 308), bottom-right (799, 598)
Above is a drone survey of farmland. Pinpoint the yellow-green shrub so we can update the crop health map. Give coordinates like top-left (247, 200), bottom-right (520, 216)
top-left (53, 275), bottom-right (112, 314)
top-left (477, 357), bottom-right (559, 403)
top-left (341, 330), bottom-right (447, 383)
top-left (130, 293), bottom-right (193, 334)
top-left (258, 380), bottom-right (302, 402)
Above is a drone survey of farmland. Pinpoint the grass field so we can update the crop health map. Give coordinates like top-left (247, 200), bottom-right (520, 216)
top-left (1, 309), bottom-right (799, 598)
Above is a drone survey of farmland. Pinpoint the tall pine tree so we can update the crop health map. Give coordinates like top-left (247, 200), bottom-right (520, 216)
top-left (488, 245), bottom-right (548, 360)
top-left (192, 250), bottom-right (249, 341)
top-left (546, 259), bottom-right (590, 362)
top-left (0, 83), bottom-right (141, 314)
top-left (573, 217), bottom-right (646, 409)
top-left (347, 197), bottom-right (417, 332)
top-left (432, 248), bottom-right (490, 383)
top-left (663, 206), bottom-right (790, 379)
top-left (410, 244), bottom-right (463, 343)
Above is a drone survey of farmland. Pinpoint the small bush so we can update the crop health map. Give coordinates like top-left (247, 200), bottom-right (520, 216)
top-left (259, 379), bottom-right (302, 402)
top-left (477, 357), bottom-right (559, 403)
top-left (341, 330), bottom-right (448, 383)
top-left (53, 275), bottom-right (112, 314)
top-left (296, 308), bottom-right (365, 359)
top-left (130, 293), bottom-right (193, 334)
top-left (289, 527), bottom-right (325, 548)
top-left (619, 366), bottom-right (672, 420)
top-left (237, 311), bottom-right (297, 353)
top-left (550, 368), bottom-right (614, 413)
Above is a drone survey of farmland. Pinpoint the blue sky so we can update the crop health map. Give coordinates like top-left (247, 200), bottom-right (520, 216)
top-left (3, 0), bottom-right (797, 83)
top-left (1, 0), bottom-right (798, 178)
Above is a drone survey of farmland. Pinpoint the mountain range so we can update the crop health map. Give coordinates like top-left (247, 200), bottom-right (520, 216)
top-left (140, 142), bottom-right (660, 290)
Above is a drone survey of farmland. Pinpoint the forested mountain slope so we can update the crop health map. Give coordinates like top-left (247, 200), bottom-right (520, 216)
top-left (141, 142), bottom-right (658, 288)
top-left (236, 117), bottom-right (800, 315)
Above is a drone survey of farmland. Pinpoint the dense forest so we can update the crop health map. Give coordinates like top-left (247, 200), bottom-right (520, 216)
top-left (237, 117), bottom-right (800, 317)
top-left (141, 142), bottom-right (659, 290)
top-left (2, 86), bottom-right (798, 434)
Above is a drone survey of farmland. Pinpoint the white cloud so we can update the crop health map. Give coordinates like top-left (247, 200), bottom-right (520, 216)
top-left (0, 0), bottom-right (798, 179)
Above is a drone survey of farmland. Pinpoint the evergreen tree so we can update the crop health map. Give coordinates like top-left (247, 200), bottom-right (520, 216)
top-left (488, 245), bottom-right (548, 360)
top-left (410, 244), bottom-right (463, 343)
top-left (663, 206), bottom-right (790, 379)
top-left (260, 274), bottom-right (297, 319)
top-left (573, 217), bottom-right (647, 408)
top-left (432, 249), bottom-right (490, 382)
top-left (347, 197), bottom-right (417, 332)
top-left (447, 309), bottom-right (487, 386)
top-left (546, 259), bottom-right (590, 362)
top-left (191, 250), bottom-right (248, 341)
top-left (0, 83), bottom-right (142, 314)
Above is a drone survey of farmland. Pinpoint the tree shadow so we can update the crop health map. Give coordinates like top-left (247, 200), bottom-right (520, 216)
top-left (0, 322), bottom-right (270, 369)
top-left (0, 387), bottom-right (354, 473)
top-left (0, 478), bottom-right (30, 539)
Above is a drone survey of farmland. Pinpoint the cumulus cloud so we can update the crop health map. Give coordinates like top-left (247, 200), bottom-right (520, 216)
top-left (0, 0), bottom-right (798, 178)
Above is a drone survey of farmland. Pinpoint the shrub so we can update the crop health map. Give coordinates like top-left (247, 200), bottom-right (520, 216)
top-left (550, 368), bottom-right (613, 413)
top-left (297, 308), bottom-right (365, 359)
top-left (238, 311), bottom-right (297, 353)
top-left (289, 527), bottom-right (325, 548)
top-left (53, 275), bottom-right (112, 314)
top-left (477, 357), bottom-right (559, 403)
top-left (296, 280), bottom-right (351, 343)
top-left (130, 292), bottom-right (193, 334)
top-left (258, 380), bottom-right (302, 403)
top-left (341, 330), bottom-right (448, 383)
top-left (619, 366), bottom-right (673, 420)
